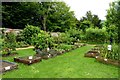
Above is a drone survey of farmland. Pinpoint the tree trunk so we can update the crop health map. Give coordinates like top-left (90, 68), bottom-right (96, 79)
top-left (43, 16), bottom-right (46, 31)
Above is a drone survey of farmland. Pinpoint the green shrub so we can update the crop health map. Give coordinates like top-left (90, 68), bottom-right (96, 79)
top-left (2, 31), bottom-right (16, 54)
top-left (85, 27), bottom-right (108, 43)
top-left (16, 31), bottom-right (24, 42)
top-left (58, 33), bottom-right (73, 45)
top-left (32, 30), bottom-right (53, 50)
top-left (16, 41), bottom-right (29, 48)
top-left (99, 44), bottom-right (119, 60)
top-left (22, 24), bottom-right (40, 45)
top-left (52, 28), bottom-right (82, 45)
top-left (66, 28), bottom-right (81, 40)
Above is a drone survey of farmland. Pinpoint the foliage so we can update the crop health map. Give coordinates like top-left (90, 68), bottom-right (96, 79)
top-left (16, 31), bottom-right (24, 42)
top-left (99, 44), bottom-right (119, 60)
top-left (106, 24), bottom-right (118, 43)
top-left (65, 28), bottom-right (81, 41)
top-left (57, 33), bottom-right (73, 45)
top-left (106, 0), bottom-right (120, 43)
top-left (79, 11), bottom-right (102, 31)
top-left (46, 2), bottom-right (77, 32)
top-left (32, 30), bottom-right (53, 50)
top-left (85, 27), bottom-right (108, 43)
top-left (56, 44), bottom-right (73, 51)
top-left (2, 2), bottom-right (41, 29)
top-left (2, 31), bottom-right (16, 54)
top-left (2, 2), bottom-right (77, 32)
top-left (16, 41), bottom-right (29, 48)
top-left (52, 28), bottom-right (83, 45)
top-left (1, 28), bottom-right (5, 39)
top-left (22, 24), bottom-right (40, 45)
top-left (80, 20), bottom-right (92, 32)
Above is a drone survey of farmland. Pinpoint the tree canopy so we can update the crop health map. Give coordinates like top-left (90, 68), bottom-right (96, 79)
top-left (79, 11), bottom-right (102, 30)
top-left (2, 2), bottom-right (77, 32)
top-left (106, 0), bottom-right (120, 43)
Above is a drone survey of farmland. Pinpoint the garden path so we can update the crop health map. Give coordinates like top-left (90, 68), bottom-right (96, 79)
top-left (16, 46), bottom-right (34, 50)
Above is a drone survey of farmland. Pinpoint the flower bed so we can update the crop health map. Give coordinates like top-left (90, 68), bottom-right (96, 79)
top-left (14, 56), bottom-right (42, 65)
top-left (84, 50), bottom-right (99, 58)
top-left (95, 56), bottom-right (120, 67)
top-left (0, 60), bottom-right (18, 73)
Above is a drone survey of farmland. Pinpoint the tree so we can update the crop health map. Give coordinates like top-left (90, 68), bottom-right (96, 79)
top-left (2, 2), bottom-right (41, 29)
top-left (79, 11), bottom-right (102, 31)
top-left (106, 0), bottom-right (120, 43)
top-left (46, 2), bottom-right (77, 32)
top-left (2, 2), bottom-right (77, 32)
top-left (92, 15), bottom-right (101, 28)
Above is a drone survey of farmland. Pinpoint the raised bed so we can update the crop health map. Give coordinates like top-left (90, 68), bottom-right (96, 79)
top-left (84, 50), bottom-right (99, 58)
top-left (35, 53), bottom-right (52, 60)
top-left (0, 60), bottom-right (18, 73)
top-left (42, 54), bottom-right (52, 60)
top-left (14, 56), bottom-right (42, 65)
top-left (95, 56), bottom-right (120, 67)
top-left (48, 49), bottom-right (58, 58)
top-left (2, 52), bottom-right (18, 57)
top-left (56, 50), bottom-right (64, 55)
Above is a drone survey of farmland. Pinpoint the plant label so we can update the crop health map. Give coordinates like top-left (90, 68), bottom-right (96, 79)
top-left (29, 56), bottom-right (33, 59)
top-left (95, 56), bottom-right (98, 58)
top-left (47, 48), bottom-right (50, 52)
top-left (108, 45), bottom-right (112, 51)
top-left (104, 58), bottom-right (107, 61)
top-left (29, 61), bottom-right (32, 63)
top-left (5, 66), bottom-right (10, 70)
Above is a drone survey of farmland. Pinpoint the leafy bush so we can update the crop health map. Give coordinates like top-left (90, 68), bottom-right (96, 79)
top-left (52, 28), bottom-right (82, 45)
top-left (16, 31), bottom-right (24, 42)
top-left (99, 44), bottom-right (119, 60)
top-left (22, 24), bottom-right (40, 45)
top-left (16, 41), bottom-right (29, 48)
top-left (85, 27), bottom-right (108, 43)
top-left (2, 31), bottom-right (16, 54)
top-left (59, 33), bottom-right (73, 45)
top-left (32, 30), bottom-right (54, 50)
top-left (66, 28), bottom-right (81, 40)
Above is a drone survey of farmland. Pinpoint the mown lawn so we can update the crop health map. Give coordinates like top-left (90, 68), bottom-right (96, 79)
top-left (2, 45), bottom-right (119, 78)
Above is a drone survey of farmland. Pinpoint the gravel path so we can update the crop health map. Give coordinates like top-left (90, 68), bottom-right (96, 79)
top-left (16, 46), bottom-right (34, 50)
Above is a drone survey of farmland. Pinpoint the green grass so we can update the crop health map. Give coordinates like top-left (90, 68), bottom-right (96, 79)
top-left (2, 45), bottom-right (119, 78)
